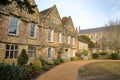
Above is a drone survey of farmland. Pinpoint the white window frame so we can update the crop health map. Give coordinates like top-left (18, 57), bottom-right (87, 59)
top-left (68, 36), bottom-right (70, 44)
top-left (48, 48), bottom-right (52, 59)
top-left (58, 32), bottom-right (62, 43)
top-left (28, 46), bottom-right (36, 58)
top-left (5, 44), bottom-right (19, 59)
top-left (72, 38), bottom-right (75, 45)
top-left (29, 23), bottom-right (36, 39)
top-left (8, 16), bottom-right (19, 35)
top-left (48, 29), bottom-right (53, 42)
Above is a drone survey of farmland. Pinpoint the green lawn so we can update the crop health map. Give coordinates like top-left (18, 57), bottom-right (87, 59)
top-left (78, 62), bottom-right (120, 80)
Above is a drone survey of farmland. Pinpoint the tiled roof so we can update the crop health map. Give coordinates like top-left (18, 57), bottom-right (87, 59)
top-left (40, 7), bottom-right (52, 15)
top-left (79, 27), bottom-right (107, 34)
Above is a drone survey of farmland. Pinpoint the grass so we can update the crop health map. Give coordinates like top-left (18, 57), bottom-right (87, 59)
top-left (78, 62), bottom-right (120, 80)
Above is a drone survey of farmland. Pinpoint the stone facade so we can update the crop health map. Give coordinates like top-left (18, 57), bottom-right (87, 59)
top-left (0, 0), bottom-right (82, 64)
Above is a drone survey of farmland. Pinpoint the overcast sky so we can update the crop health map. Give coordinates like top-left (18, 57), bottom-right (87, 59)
top-left (35, 0), bottom-right (120, 30)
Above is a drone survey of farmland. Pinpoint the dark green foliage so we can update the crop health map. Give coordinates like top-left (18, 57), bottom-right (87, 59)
top-left (0, 0), bottom-right (11, 5)
top-left (80, 35), bottom-right (91, 42)
top-left (70, 57), bottom-right (74, 61)
top-left (80, 35), bottom-right (95, 48)
top-left (0, 64), bottom-right (21, 80)
top-left (92, 53), bottom-right (99, 59)
top-left (17, 49), bottom-right (29, 66)
top-left (54, 59), bottom-right (61, 65)
top-left (82, 50), bottom-right (88, 56)
top-left (42, 65), bottom-right (50, 71)
top-left (88, 41), bottom-right (95, 48)
top-left (40, 58), bottom-right (46, 66)
top-left (16, 0), bottom-right (36, 14)
top-left (111, 53), bottom-right (119, 59)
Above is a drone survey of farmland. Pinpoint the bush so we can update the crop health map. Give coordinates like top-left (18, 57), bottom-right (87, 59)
top-left (71, 56), bottom-right (79, 61)
top-left (32, 60), bottom-right (42, 71)
top-left (111, 53), bottom-right (119, 59)
top-left (92, 53), bottom-right (99, 59)
top-left (40, 58), bottom-right (46, 66)
top-left (0, 63), bottom-right (21, 80)
top-left (54, 58), bottom-right (64, 65)
top-left (47, 59), bottom-right (54, 65)
top-left (17, 49), bottom-right (29, 66)
top-left (42, 65), bottom-right (50, 71)
top-left (100, 52), bottom-right (107, 56)
top-left (82, 50), bottom-right (88, 56)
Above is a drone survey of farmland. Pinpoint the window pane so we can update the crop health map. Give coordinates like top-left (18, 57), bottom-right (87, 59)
top-left (15, 46), bottom-right (18, 50)
top-left (9, 17), bottom-right (18, 34)
top-left (6, 44), bottom-right (10, 50)
top-left (5, 51), bottom-right (9, 59)
top-left (14, 51), bottom-right (18, 58)
top-left (48, 48), bottom-right (51, 58)
top-left (30, 23), bottom-right (35, 37)
top-left (10, 51), bottom-right (13, 58)
top-left (11, 45), bottom-right (14, 50)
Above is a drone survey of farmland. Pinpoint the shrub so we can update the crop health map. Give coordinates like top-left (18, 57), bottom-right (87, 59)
top-left (47, 59), bottom-right (54, 65)
top-left (42, 65), bottom-right (50, 71)
top-left (71, 56), bottom-right (79, 61)
top-left (70, 57), bottom-right (74, 61)
top-left (40, 58), bottom-right (46, 66)
top-left (100, 52), bottom-right (107, 56)
top-left (32, 60), bottom-right (42, 71)
top-left (17, 49), bottom-right (29, 66)
top-left (111, 53), bottom-right (119, 59)
top-left (54, 58), bottom-right (64, 65)
top-left (0, 63), bottom-right (21, 80)
top-left (82, 50), bottom-right (88, 56)
top-left (92, 53), bottom-right (99, 59)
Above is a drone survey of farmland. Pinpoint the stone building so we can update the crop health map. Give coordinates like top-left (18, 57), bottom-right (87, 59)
top-left (0, 0), bottom-right (41, 64)
top-left (40, 5), bottom-right (78, 61)
top-left (0, 0), bottom-right (83, 64)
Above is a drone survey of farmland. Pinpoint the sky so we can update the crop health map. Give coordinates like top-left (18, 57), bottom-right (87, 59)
top-left (35, 0), bottom-right (120, 30)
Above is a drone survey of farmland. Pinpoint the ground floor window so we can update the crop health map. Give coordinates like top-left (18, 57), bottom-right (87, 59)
top-left (48, 48), bottom-right (52, 59)
top-left (28, 46), bottom-right (36, 58)
top-left (5, 44), bottom-right (18, 59)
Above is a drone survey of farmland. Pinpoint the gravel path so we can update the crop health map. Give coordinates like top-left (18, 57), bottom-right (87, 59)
top-left (37, 60), bottom-right (120, 80)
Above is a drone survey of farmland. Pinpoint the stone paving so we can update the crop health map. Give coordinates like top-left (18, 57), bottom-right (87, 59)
top-left (37, 60), bottom-right (120, 80)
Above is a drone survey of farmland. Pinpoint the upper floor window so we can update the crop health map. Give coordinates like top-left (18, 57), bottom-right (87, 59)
top-left (28, 46), bottom-right (36, 58)
top-left (72, 38), bottom-right (75, 45)
top-left (5, 44), bottom-right (18, 59)
top-left (48, 48), bottom-right (52, 59)
top-left (30, 23), bottom-right (36, 38)
top-left (48, 29), bottom-right (53, 42)
top-left (68, 36), bottom-right (70, 44)
top-left (58, 33), bottom-right (62, 43)
top-left (9, 17), bottom-right (19, 35)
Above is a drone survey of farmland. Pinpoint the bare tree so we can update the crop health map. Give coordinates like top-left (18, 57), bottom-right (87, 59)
top-left (105, 19), bottom-right (120, 52)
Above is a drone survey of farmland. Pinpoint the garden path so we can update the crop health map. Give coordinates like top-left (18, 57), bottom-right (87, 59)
top-left (37, 60), bottom-right (120, 80)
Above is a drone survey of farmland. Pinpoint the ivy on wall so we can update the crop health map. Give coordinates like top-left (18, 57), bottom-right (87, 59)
top-left (0, 0), bottom-right (36, 14)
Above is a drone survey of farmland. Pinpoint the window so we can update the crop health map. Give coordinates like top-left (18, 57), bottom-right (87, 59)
top-left (30, 23), bottom-right (36, 38)
top-left (48, 29), bottom-right (53, 42)
top-left (58, 33), bottom-right (62, 43)
top-left (51, 17), bottom-right (56, 24)
top-left (9, 17), bottom-right (19, 35)
top-left (5, 44), bottom-right (18, 59)
top-left (48, 48), bottom-right (52, 59)
top-left (68, 36), bottom-right (70, 44)
top-left (28, 46), bottom-right (36, 58)
top-left (72, 38), bottom-right (75, 45)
